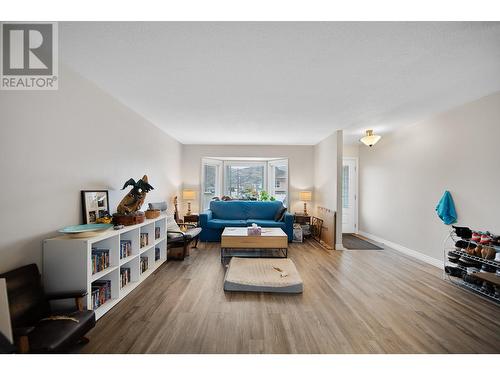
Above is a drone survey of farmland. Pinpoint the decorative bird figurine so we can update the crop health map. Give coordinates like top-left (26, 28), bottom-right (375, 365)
top-left (117, 175), bottom-right (154, 215)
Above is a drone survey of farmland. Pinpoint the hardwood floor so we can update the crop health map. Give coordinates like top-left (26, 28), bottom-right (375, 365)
top-left (81, 241), bottom-right (500, 354)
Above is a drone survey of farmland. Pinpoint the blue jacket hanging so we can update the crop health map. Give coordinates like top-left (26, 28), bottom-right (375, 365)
top-left (435, 190), bottom-right (457, 225)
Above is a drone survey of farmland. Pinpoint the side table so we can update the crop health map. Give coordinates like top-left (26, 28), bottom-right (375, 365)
top-left (183, 214), bottom-right (199, 225)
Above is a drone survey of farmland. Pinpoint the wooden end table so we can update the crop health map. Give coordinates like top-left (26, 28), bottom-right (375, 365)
top-left (294, 214), bottom-right (311, 225)
top-left (183, 214), bottom-right (199, 225)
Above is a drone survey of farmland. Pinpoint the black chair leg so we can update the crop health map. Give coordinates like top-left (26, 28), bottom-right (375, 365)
top-left (79, 337), bottom-right (90, 344)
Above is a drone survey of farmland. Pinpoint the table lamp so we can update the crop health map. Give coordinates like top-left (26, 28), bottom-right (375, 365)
top-left (182, 190), bottom-right (197, 215)
top-left (299, 191), bottom-right (312, 215)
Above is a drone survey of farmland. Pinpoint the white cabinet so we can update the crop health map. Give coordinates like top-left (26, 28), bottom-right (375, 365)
top-left (43, 215), bottom-right (167, 320)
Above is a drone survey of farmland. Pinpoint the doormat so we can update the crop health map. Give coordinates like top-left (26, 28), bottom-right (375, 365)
top-left (342, 234), bottom-right (383, 250)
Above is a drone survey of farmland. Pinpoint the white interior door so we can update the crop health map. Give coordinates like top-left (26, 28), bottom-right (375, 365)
top-left (342, 158), bottom-right (358, 233)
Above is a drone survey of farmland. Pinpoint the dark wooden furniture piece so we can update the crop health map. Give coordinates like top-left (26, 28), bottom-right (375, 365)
top-left (183, 214), bottom-right (200, 224)
top-left (294, 214), bottom-right (311, 225)
top-left (0, 264), bottom-right (96, 353)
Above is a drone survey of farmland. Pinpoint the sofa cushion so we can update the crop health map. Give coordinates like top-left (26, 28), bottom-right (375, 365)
top-left (210, 201), bottom-right (248, 220)
top-left (206, 219), bottom-right (247, 229)
top-left (246, 219), bottom-right (286, 228)
top-left (209, 201), bottom-right (284, 220)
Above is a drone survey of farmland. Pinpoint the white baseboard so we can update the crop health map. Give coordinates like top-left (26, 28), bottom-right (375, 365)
top-left (358, 231), bottom-right (442, 269)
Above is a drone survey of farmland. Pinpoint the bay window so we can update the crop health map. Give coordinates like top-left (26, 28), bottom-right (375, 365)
top-left (200, 158), bottom-right (289, 210)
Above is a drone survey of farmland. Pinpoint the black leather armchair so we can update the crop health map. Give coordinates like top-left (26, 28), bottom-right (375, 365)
top-left (167, 223), bottom-right (202, 260)
top-left (0, 264), bottom-right (96, 353)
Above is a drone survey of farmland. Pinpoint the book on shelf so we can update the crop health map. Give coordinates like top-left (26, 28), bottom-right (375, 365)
top-left (140, 256), bottom-right (149, 273)
top-left (155, 247), bottom-right (160, 261)
top-left (120, 267), bottom-right (131, 288)
top-left (155, 227), bottom-right (161, 240)
top-left (91, 279), bottom-right (112, 309)
top-left (91, 248), bottom-right (110, 274)
top-left (140, 233), bottom-right (149, 248)
top-left (120, 240), bottom-right (132, 259)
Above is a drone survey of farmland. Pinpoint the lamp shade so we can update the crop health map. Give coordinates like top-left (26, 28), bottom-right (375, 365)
top-left (360, 129), bottom-right (381, 147)
top-left (299, 191), bottom-right (312, 201)
top-left (182, 190), bottom-right (196, 200)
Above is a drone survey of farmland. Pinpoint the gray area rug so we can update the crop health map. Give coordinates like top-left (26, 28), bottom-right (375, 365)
top-left (342, 234), bottom-right (383, 250)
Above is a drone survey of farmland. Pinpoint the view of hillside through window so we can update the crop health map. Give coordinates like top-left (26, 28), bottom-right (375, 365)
top-left (225, 164), bottom-right (265, 199)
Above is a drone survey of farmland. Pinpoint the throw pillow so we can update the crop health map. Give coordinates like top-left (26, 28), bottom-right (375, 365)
top-left (167, 214), bottom-right (183, 238)
top-left (274, 206), bottom-right (287, 222)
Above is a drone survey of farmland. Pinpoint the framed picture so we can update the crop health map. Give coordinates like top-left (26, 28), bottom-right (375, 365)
top-left (81, 190), bottom-right (110, 224)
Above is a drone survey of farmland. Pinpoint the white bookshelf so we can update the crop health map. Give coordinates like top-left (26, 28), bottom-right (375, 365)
top-left (43, 215), bottom-right (167, 320)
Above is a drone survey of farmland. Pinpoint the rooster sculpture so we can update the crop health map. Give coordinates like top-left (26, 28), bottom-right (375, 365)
top-left (117, 175), bottom-right (154, 215)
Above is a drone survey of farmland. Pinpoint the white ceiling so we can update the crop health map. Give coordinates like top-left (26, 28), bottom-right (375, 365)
top-left (60, 22), bottom-right (500, 145)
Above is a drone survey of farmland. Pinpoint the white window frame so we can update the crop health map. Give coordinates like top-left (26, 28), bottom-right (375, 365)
top-left (268, 159), bottom-right (289, 208)
top-left (223, 160), bottom-right (267, 198)
top-left (200, 158), bottom-right (223, 211)
top-left (200, 157), bottom-right (290, 209)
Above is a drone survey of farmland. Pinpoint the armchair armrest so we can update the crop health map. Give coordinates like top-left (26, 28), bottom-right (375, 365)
top-left (13, 326), bottom-right (35, 337)
top-left (46, 290), bottom-right (88, 312)
top-left (283, 212), bottom-right (294, 225)
top-left (283, 212), bottom-right (294, 242)
top-left (199, 210), bottom-right (212, 227)
top-left (46, 290), bottom-right (88, 300)
top-left (167, 231), bottom-right (188, 242)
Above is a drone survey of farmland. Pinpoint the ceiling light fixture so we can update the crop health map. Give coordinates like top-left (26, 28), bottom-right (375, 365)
top-left (360, 129), bottom-right (381, 147)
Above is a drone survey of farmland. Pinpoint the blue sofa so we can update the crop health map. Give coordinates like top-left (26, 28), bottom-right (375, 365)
top-left (199, 201), bottom-right (294, 242)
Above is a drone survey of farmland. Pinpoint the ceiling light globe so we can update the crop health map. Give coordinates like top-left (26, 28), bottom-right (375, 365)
top-left (360, 130), bottom-right (381, 147)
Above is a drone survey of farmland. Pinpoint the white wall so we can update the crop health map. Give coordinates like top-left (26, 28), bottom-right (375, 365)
top-left (181, 145), bottom-right (314, 214)
top-left (359, 91), bottom-right (500, 262)
top-left (313, 132), bottom-right (338, 212)
top-left (311, 131), bottom-right (340, 249)
top-left (0, 66), bottom-right (182, 274)
top-left (343, 144), bottom-right (359, 158)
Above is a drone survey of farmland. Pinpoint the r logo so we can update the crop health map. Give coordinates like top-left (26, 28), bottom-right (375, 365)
top-left (1, 22), bottom-right (58, 89)
top-left (2, 23), bottom-right (53, 75)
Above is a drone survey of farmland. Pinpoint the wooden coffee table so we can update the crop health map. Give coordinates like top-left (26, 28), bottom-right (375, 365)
top-left (220, 227), bottom-right (288, 263)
